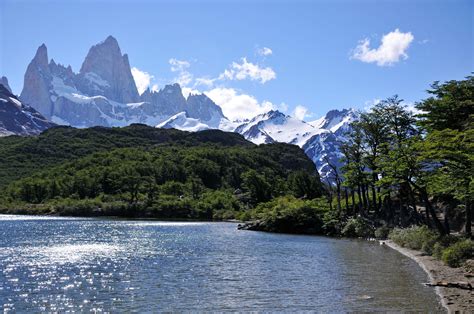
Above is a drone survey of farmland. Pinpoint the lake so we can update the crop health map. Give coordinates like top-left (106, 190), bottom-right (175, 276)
top-left (0, 215), bottom-right (442, 312)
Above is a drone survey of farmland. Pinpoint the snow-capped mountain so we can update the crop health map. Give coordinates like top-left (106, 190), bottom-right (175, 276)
top-left (0, 82), bottom-right (56, 137)
top-left (157, 111), bottom-right (210, 132)
top-left (234, 110), bottom-right (324, 146)
top-left (234, 108), bottom-right (359, 179)
top-left (19, 36), bottom-right (229, 129)
top-left (12, 34), bottom-right (359, 178)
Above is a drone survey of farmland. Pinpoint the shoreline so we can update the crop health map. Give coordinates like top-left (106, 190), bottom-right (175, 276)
top-left (383, 240), bottom-right (473, 313)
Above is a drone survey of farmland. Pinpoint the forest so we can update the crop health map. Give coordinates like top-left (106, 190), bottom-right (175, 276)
top-left (0, 125), bottom-right (322, 219)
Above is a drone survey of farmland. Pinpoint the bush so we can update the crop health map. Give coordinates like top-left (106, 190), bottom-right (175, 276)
top-left (250, 196), bottom-right (329, 234)
top-left (341, 217), bottom-right (374, 238)
top-left (389, 225), bottom-right (437, 250)
top-left (441, 239), bottom-right (474, 267)
top-left (432, 235), bottom-right (461, 260)
top-left (375, 226), bottom-right (391, 240)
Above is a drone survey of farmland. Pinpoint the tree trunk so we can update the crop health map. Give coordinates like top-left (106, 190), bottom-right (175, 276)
top-left (336, 182), bottom-right (341, 211)
top-left (351, 190), bottom-right (356, 215)
top-left (444, 206), bottom-right (450, 235)
top-left (344, 188), bottom-right (349, 214)
top-left (466, 199), bottom-right (472, 238)
top-left (357, 185), bottom-right (363, 214)
top-left (371, 181), bottom-right (377, 214)
top-left (420, 188), bottom-right (446, 235)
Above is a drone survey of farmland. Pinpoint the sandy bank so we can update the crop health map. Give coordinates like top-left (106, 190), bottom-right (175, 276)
top-left (384, 240), bottom-right (473, 313)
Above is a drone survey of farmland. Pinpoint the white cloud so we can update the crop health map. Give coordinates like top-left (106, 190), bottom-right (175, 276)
top-left (181, 87), bottom-right (201, 99)
top-left (292, 105), bottom-right (310, 120)
top-left (169, 58), bottom-right (190, 72)
top-left (195, 77), bottom-right (216, 88)
top-left (168, 58), bottom-right (193, 87)
top-left (363, 98), bottom-right (382, 110)
top-left (351, 29), bottom-right (414, 66)
top-left (220, 58), bottom-right (276, 84)
top-left (205, 87), bottom-right (276, 121)
top-left (257, 47), bottom-right (273, 56)
top-left (131, 67), bottom-right (154, 94)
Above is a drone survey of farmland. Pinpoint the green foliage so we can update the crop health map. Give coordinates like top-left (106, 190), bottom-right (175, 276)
top-left (374, 226), bottom-right (391, 240)
top-left (441, 239), bottom-right (474, 267)
top-left (416, 76), bottom-right (474, 132)
top-left (432, 235), bottom-right (461, 260)
top-left (0, 126), bottom-right (323, 220)
top-left (250, 196), bottom-right (329, 234)
top-left (389, 226), bottom-right (438, 251)
top-left (341, 217), bottom-right (374, 238)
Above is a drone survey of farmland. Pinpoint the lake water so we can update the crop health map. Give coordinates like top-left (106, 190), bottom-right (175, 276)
top-left (0, 215), bottom-right (442, 312)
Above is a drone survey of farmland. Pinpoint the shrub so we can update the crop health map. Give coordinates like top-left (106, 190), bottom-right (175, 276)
top-left (342, 217), bottom-right (374, 238)
top-left (432, 235), bottom-right (461, 260)
top-left (388, 225), bottom-right (437, 250)
top-left (375, 226), bottom-right (391, 240)
top-left (251, 196), bottom-right (329, 234)
top-left (441, 239), bottom-right (474, 267)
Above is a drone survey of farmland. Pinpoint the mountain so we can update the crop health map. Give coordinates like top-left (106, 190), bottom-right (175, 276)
top-left (0, 83), bottom-right (56, 137)
top-left (234, 108), bottom-right (358, 179)
top-left (76, 35), bottom-right (139, 103)
top-left (0, 77), bottom-right (12, 93)
top-left (157, 111), bottom-right (210, 132)
top-left (234, 110), bottom-right (322, 146)
top-left (19, 36), bottom-right (229, 129)
top-left (13, 35), bottom-right (357, 179)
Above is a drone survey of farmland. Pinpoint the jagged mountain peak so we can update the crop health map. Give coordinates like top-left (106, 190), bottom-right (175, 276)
top-left (1, 77), bottom-right (12, 93)
top-left (33, 44), bottom-right (49, 69)
top-left (77, 36), bottom-right (139, 103)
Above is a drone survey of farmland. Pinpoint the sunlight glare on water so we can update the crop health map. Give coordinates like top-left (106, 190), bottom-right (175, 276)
top-left (0, 215), bottom-right (442, 312)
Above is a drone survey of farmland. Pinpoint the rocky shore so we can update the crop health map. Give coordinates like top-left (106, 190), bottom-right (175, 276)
top-left (384, 240), bottom-right (473, 313)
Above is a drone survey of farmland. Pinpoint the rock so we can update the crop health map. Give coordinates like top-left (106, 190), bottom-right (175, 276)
top-left (77, 35), bottom-right (139, 103)
top-left (0, 76), bottom-right (12, 93)
top-left (20, 44), bottom-right (54, 117)
top-left (0, 84), bottom-right (56, 136)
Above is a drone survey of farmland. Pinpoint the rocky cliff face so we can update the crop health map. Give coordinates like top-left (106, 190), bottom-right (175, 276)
top-left (20, 44), bottom-right (54, 118)
top-left (15, 35), bottom-right (358, 178)
top-left (76, 36), bottom-right (139, 103)
top-left (0, 77), bottom-right (12, 93)
top-left (19, 36), bottom-right (228, 129)
top-left (0, 83), bottom-right (55, 136)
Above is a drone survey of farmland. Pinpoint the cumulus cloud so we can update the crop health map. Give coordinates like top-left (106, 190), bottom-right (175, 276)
top-left (205, 87), bottom-right (277, 121)
top-left (131, 67), bottom-right (154, 94)
top-left (292, 105), bottom-right (310, 120)
top-left (351, 29), bottom-right (414, 66)
top-left (195, 77), bottom-right (216, 88)
top-left (169, 58), bottom-right (190, 72)
top-left (169, 58), bottom-right (193, 86)
top-left (257, 47), bottom-right (273, 56)
top-left (220, 58), bottom-right (276, 84)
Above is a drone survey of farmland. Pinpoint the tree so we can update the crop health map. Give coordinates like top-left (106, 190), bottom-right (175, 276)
top-left (288, 170), bottom-right (322, 200)
top-left (416, 76), bottom-right (474, 237)
top-left (241, 170), bottom-right (272, 204)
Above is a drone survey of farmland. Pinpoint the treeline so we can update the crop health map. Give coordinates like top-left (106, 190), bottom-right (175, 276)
top-left (0, 139), bottom-right (323, 219)
top-left (327, 75), bottom-right (473, 237)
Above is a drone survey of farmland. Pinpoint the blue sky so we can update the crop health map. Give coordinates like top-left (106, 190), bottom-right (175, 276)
top-left (1, 0), bottom-right (472, 120)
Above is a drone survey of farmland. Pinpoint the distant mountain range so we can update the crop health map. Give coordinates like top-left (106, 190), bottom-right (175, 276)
top-left (1, 35), bottom-right (359, 178)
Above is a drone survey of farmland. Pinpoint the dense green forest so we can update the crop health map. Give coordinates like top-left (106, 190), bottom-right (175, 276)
top-left (0, 126), bottom-right (322, 219)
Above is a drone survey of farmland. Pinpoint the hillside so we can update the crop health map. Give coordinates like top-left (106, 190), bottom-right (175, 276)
top-left (0, 125), bottom-right (322, 219)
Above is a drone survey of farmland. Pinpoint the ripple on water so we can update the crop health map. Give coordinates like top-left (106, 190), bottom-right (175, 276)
top-left (0, 216), bottom-right (443, 312)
